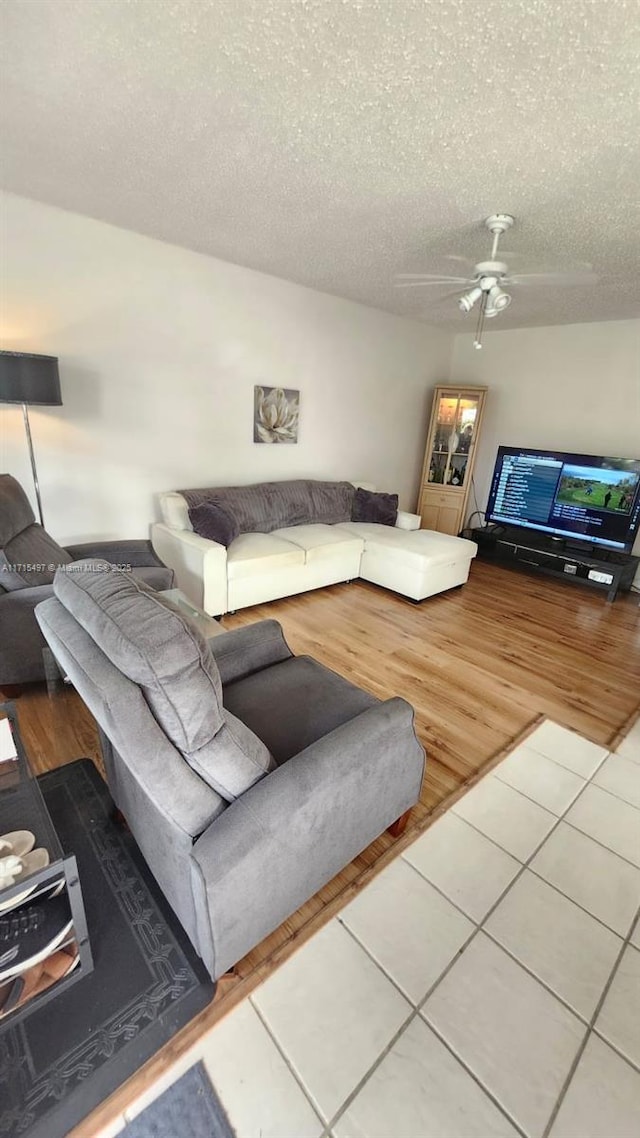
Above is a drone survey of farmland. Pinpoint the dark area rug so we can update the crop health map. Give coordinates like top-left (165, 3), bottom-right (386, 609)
top-left (123, 1061), bottom-right (235, 1138)
top-left (0, 759), bottom-right (215, 1138)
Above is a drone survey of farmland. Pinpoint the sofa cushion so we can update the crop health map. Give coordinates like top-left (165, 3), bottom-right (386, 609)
top-left (159, 491), bottom-right (193, 531)
top-left (337, 524), bottom-right (477, 569)
top-left (226, 532), bottom-right (305, 580)
top-left (271, 524), bottom-right (364, 564)
top-left (189, 501), bottom-right (240, 548)
top-left (180, 479), bottom-right (355, 534)
top-left (52, 561), bottom-right (274, 800)
top-left (223, 655), bottom-right (379, 764)
top-left (1, 524), bottom-right (73, 591)
top-left (352, 487), bottom-right (398, 526)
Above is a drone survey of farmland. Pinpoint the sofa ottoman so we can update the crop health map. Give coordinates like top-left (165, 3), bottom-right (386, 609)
top-left (337, 523), bottom-right (478, 601)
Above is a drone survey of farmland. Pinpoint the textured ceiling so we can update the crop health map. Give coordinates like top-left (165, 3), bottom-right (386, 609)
top-left (1, 0), bottom-right (639, 330)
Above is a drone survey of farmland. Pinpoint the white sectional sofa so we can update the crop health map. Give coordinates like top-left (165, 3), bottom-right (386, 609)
top-left (151, 479), bottom-right (477, 616)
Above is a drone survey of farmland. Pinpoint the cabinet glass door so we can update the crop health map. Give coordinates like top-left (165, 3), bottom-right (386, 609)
top-left (429, 392), bottom-right (481, 487)
top-left (450, 394), bottom-right (481, 487)
top-left (429, 394), bottom-right (457, 483)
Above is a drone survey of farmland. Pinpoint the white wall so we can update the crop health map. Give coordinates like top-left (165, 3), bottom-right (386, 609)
top-left (0, 192), bottom-right (452, 542)
top-left (450, 320), bottom-right (640, 553)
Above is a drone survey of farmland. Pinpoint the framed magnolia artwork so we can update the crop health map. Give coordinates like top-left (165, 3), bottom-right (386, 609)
top-left (253, 386), bottom-right (300, 444)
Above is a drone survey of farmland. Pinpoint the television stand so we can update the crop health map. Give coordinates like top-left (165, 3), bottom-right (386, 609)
top-left (471, 526), bottom-right (639, 602)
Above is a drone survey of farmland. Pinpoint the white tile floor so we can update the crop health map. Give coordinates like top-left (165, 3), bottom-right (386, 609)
top-left (120, 719), bottom-right (640, 1138)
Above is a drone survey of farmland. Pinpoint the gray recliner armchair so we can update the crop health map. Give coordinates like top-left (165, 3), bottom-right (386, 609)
top-left (0, 473), bottom-right (173, 685)
top-left (35, 561), bottom-right (425, 980)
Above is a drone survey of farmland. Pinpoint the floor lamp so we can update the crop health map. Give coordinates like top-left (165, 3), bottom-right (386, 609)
top-left (0, 350), bottom-right (62, 528)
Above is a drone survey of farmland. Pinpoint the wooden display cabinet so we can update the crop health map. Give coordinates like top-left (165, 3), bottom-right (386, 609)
top-left (417, 385), bottom-right (487, 536)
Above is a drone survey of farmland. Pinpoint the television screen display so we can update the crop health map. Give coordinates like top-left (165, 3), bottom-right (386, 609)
top-left (485, 447), bottom-right (640, 552)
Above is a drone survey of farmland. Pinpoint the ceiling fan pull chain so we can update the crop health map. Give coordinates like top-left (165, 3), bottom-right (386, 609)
top-left (473, 292), bottom-right (487, 350)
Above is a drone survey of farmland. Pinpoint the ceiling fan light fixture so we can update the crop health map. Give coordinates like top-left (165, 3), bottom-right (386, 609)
top-left (488, 284), bottom-right (512, 311)
top-left (458, 286), bottom-right (483, 313)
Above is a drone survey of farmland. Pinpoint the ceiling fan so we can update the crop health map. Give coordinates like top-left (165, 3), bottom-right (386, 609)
top-left (396, 214), bottom-right (597, 349)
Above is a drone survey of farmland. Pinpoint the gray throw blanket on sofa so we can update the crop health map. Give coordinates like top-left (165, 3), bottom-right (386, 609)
top-left (180, 480), bottom-right (355, 534)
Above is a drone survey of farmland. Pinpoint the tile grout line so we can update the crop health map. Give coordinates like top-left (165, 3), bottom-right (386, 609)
top-left (585, 776), bottom-right (640, 814)
top-left (324, 1006), bottom-right (423, 1136)
top-left (521, 739), bottom-right (610, 779)
top-left (492, 767), bottom-right (586, 812)
top-left (591, 1022), bottom-right (640, 1078)
top-left (541, 897), bottom-right (640, 1138)
top-left (404, 834), bottom-right (635, 943)
top-left (471, 754), bottom-right (640, 835)
top-left (524, 862), bottom-right (638, 939)
top-left (452, 774), bottom-right (560, 823)
top-left (561, 817), bottom-right (640, 870)
top-left (336, 915), bottom-right (459, 1008)
top-left (450, 797), bottom-right (640, 873)
top-left (447, 751), bottom-right (594, 875)
top-left (246, 996), bottom-right (329, 1133)
top-left (418, 805), bottom-right (533, 861)
top-left (400, 849), bottom-right (511, 923)
top-left (324, 997), bottom-right (530, 1138)
top-left (479, 925), bottom-right (614, 1028)
top-left (415, 1016), bottom-right (529, 1138)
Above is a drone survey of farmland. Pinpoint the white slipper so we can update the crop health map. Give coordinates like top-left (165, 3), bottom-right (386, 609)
top-left (0, 855), bottom-right (22, 888)
top-left (0, 849), bottom-right (50, 892)
top-left (17, 848), bottom-right (50, 880)
top-left (0, 831), bottom-right (36, 859)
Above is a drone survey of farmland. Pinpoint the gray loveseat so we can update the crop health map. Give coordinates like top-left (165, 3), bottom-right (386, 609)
top-left (36, 562), bottom-right (425, 980)
top-left (0, 473), bottom-right (173, 686)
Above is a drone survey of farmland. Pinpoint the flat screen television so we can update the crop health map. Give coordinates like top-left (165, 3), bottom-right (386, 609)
top-left (485, 446), bottom-right (640, 553)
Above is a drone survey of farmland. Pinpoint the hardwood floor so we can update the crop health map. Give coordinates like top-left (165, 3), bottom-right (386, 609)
top-left (9, 560), bottom-right (640, 1135)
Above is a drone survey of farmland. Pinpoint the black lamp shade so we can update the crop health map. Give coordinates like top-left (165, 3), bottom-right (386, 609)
top-left (0, 350), bottom-right (62, 406)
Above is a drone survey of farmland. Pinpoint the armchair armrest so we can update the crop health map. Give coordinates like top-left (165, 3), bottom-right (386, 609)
top-left (395, 510), bottom-right (421, 531)
top-left (151, 522), bottom-right (228, 615)
top-left (209, 619), bottom-right (292, 684)
top-left (190, 697), bottom-right (425, 977)
top-left (64, 539), bottom-right (166, 568)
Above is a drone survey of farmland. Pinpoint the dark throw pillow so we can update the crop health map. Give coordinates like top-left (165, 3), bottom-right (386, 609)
top-left (351, 488), bottom-right (399, 526)
top-left (188, 501), bottom-right (240, 548)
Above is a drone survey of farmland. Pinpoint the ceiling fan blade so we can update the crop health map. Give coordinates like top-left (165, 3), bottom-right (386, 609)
top-left (506, 272), bottom-right (598, 287)
top-left (395, 273), bottom-right (470, 285)
top-left (394, 281), bottom-right (469, 289)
